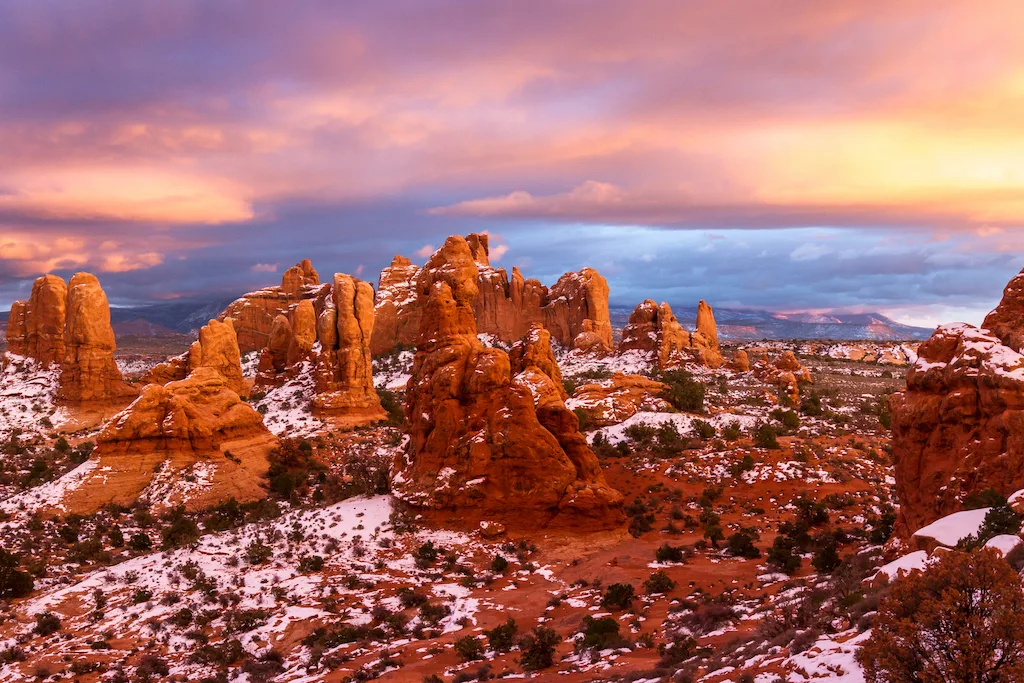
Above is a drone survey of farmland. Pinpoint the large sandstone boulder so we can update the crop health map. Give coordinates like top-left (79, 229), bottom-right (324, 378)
top-left (57, 273), bottom-right (137, 405)
top-left (392, 236), bottom-right (623, 530)
top-left (61, 367), bottom-right (274, 513)
top-left (890, 279), bottom-right (1024, 534)
top-left (220, 260), bottom-right (331, 352)
top-left (370, 234), bottom-right (614, 355)
top-left (567, 373), bottom-right (670, 427)
top-left (753, 351), bottom-right (812, 404)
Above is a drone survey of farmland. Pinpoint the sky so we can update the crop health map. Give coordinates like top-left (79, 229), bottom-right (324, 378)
top-left (1, 1), bottom-right (1023, 328)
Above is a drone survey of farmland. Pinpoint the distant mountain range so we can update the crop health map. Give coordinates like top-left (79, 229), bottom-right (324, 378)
top-left (609, 305), bottom-right (934, 341)
top-left (0, 297), bottom-right (933, 343)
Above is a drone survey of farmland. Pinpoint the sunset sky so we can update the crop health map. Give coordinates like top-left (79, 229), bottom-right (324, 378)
top-left (2, 1), bottom-right (1023, 326)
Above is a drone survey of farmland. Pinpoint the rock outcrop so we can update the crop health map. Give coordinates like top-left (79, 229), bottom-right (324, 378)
top-left (144, 318), bottom-right (249, 396)
top-left (392, 236), bottom-right (623, 529)
top-left (310, 274), bottom-right (386, 424)
top-left (890, 271), bottom-right (1024, 534)
top-left (61, 367), bottom-right (274, 513)
top-left (4, 275), bottom-right (67, 365)
top-left (618, 299), bottom-right (724, 368)
top-left (370, 234), bottom-right (614, 355)
top-left (220, 260), bottom-right (331, 352)
top-left (567, 373), bottom-right (670, 427)
top-left (730, 349), bottom-right (751, 372)
top-left (753, 350), bottom-right (812, 404)
top-left (370, 255), bottom-right (421, 355)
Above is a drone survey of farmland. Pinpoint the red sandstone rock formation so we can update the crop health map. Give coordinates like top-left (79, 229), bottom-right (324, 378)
top-left (61, 367), bottom-right (274, 513)
top-left (220, 260), bottom-right (331, 352)
top-left (4, 275), bottom-right (67, 365)
top-left (391, 236), bottom-right (623, 529)
top-left (311, 274), bottom-right (386, 424)
top-left (370, 234), bottom-right (614, 356)
top-left (144, 318), bottom-right (249, 395)
top-left (730, 349), bottom-right (751, 372)
top-left (618, 299), bottom-right (724, 368)
top-left (890, 272), bottom-right (1024, 534)
top-left (370, 255), bottom-right (421, 355)
top-left (753, 350), bottom-right (812, 404)
top-left (567, 373), bottom-right (670, 427)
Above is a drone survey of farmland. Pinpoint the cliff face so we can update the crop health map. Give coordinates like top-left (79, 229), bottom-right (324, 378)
top-left (890, 270), bottom-right (1024, 535)
top-left (391, 236), bottom-right (623, 530)
top-left (370, 233), bottom-right (614, 356)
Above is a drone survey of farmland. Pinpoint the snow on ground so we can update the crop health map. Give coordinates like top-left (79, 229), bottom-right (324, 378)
top-left (373, 349), bottom-right (414, 391)
top-left (590, 410), bottom-right (761, 445)
top-left (985, 534), bottom-right (1022, 556)
top-left (0, 354), bottom-right (64, 437)
top-left (911, 507), bottom-right (990, 547)
top-left (256, 361), bottom-right (324, 436)
top-left (778, 629), bottom-right (869, 683)
top-left (0, 458), bottom-right (96, 514)
top-left (558, 348), bottom-right (656, 377)
top-left (874, 550), bottom-right (930, 581)
top-left (115, 355), bottom-right (162, 378)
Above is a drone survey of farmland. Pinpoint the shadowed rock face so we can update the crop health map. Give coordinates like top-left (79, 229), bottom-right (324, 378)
top-left (392, 235), bottom-right (623, 530)
top-left (891, 271), bottom-right (1024, 535)
top-left (370, 233), bottom-right (614, 356)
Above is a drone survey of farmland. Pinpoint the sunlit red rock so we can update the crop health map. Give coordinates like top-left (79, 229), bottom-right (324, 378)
top-left (567, 373), bottom-right (670, 427)
top-left (392, 235), bottom-right (623, 529)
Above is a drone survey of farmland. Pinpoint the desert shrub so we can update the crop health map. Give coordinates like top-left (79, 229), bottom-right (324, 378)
top-left (753, 423), bottom-right (780, 449)
top-left (377, 388), bottom-right (405, 427)
top-left (964, 488), bottom-right (1007, 510)
top-left (299, 555), bottom-right (324, 572)
top-left (518, 625), bottom-right (561, 671)
top-left (161, 515), bottom-right (200, 550)
top-left (418, 602), bottom-right (451, 625)
top-left (129, 533), bottom-right (152, 551)
top-left (721, 421), bottom-right (742, 441)
top-left (601, 583), bottom-right (635, 610)
top-left (485, 618), bottom-right (518, 653)
top-left (574, 407), bottom-right (592, 431)
top-left (767, 536), bottom-right (801, 574)
top-left (397, 587), bottom-right (429, 609)
top-left (491, 554), bottom-right (509, 573)
top-left (800, 391), bottom-right (823, 416)
top-left (726, 528), bottom-right (761, 559)
top-left (33, 612), bottom-right (61, 636)
top-left (455, 635), bottom-right (483, 661)
top-left (107, 524), bottom-right (124, 547)
top-left (242, 649), bottom-right (284, 683)
top-left (135, 654), bottom-right (170, 682)
top-left (245, 539), bottom-right (273, 565)
top-left (644, 570), bottom-right (676, 594)
top-left (655, 543), bottom-right (689, 563)
top-left (414, 540), bottom-right (441, 568)
top-left (811, 535), bottom-right (842, 573)
top-left (678, 601), bottom-right (736, 637)
top-left (692, 419), bottom-right (716, 439)
top-left (770, 408), bottom-right (800, 431)
top-left (660, 369), bottom-right (705, 412)
top-left (730, 454), bottom-right (755, 477)
top-left (0, 548), bottom-right (33, 598)
top-left (577, 615), bottom-right (629, 651)
top-left (868, 511), bottom-right (897, 545)
top-left (857, 549), bottom-right (1024, 683)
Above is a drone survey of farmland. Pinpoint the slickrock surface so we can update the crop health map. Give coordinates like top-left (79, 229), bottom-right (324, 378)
top-left (61, 367), bottom-right (273, 513)
top-left (890, 272), bottom-right (1024, 533)
top-left (220, 260), bottom-right (331, 352)
top-left (371, 233), bottom-right (614, 355)
top-left (392, 236), bottom-right (624, 529)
